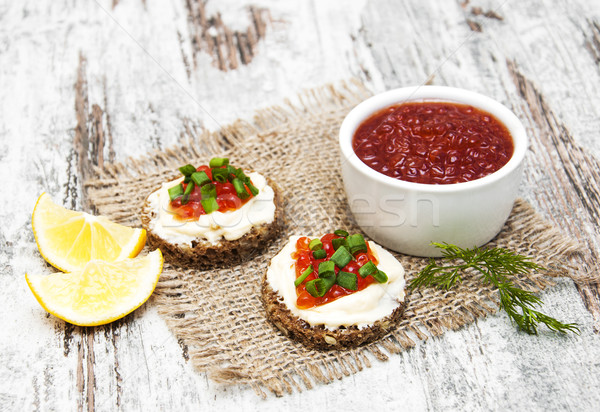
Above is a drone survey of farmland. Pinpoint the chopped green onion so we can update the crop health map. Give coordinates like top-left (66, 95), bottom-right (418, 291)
top-left (331, 237), bottom-right (347, 251)
top-left (305, 278), bottom-right (335, 297)
top-left (330, 246), bottom-right (352, 268)
top-left (358, 261), bottom-right (377, 278)
top-left (372, 270), bottom-right (388, 283)
top-left (334, 229), bottom-right (349, 237)
top-left (313, 249), bottom-right (327, 259)
top-left (347, 234), bottom-right (368, 255)
top-left (246, 182), bottom-right (259, 196)
top-left (309, 238), bottom-right (323, 251)
top-left (226, 165), bottom-right (238, 182)
top-left (191, 171), bottom-right (211, 187)
top-left (201, 197), bottom-right (219, 214)
top-left (209, 157), bottom-right (229, 168)
top-left (168, 184), bottom-right (184, 201)
top-left (211, 168), bottom-right (229, 183)
top-left (234, 167), bottom-right (248, 182)
top-left (336, 271), bottom-right (358, 291)
top-left (232, 178), bottom-right (250, 199)
top-left (181, 181), bottom-right (195, 205)
top-left (318, 261), bottom-right (336, 280)
top-left (179, 164), bottom-right (197, 176)
top-left (294, 266), bottom-right (313, 287)
top-left (183, 175), bottom-right (191, 183)
top-left (200, 183), bottom-right (216, 199)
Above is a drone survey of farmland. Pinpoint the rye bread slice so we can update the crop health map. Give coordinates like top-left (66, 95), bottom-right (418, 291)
top-left (140, 179), bottom-right (283, 268)
top-left (261, 270), bottom-right (407, 351)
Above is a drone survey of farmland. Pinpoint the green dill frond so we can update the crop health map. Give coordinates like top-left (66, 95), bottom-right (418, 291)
top-left (409, 243), bottom-right (579, 335)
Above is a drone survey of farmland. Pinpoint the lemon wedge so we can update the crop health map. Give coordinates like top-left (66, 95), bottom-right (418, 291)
top-left (25, 250), bottom-right (163, 326)
top-left (32, 193), bottom-right (146, 272)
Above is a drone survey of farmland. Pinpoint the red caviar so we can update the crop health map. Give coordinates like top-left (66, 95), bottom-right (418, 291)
top-left (292, 233), bottom-right (380, 309)
top-left (352, 102), bottom-right (514, 184)
top-left (169, 165), bottom-right (254, 220)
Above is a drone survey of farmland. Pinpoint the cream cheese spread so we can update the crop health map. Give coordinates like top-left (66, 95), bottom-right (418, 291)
top-left (147, 172), bottom-right (275, 245)
top-left (266, 235), bottom-right (406, 330)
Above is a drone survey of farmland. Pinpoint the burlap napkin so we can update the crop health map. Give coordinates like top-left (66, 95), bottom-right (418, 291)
top-left (85, 80), bottom-right (580, 397)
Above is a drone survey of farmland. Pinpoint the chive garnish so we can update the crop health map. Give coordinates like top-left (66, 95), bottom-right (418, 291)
top-left (247, 182), bottom-right (259, 196)
top-left (309, 238), bottom-right (323, 251)
top-left (334, 229), bottom-right (349, 237)
top-left (330, 246), bottom-right (352, 268)
top-left (372, 270), bottom-right (388, 283)
top-left (168, 184), bottom-right (184, 201)
top-left (336, 271), bottom-right (358, 290)
top-left (347, 234), bottom-right (367, 255)
top-left (212, 168), bottom-right (229, 183)
top-left (313, 249), bottom-right (327, 259)
top-left (181, 182), bottom-right (195, 205)
top-left (209, 157), bottom-right (229, 168)
top-left (305, 278), bottom-right (334, 297)
top-left (200, 183), bottom-right (216, 200)
top-left (232, 178), bottom-right (250, 200)
top-left (332, 237), bottom-right (347, 251)
top-left (318, 261), bottom-right (336, 280)
top-left (294, 266), bottom-right (313, 287)
top-left (234, 167), bottom-right (248, 181)
top-left (358, 261), bottom-right (377, 278)
top-left (179, 164), bottom-right (197, 176)
top-left (227, 172), bottom-right (237, 183)
top-left (191, 171), bottom-right (211, 187)
top-left (201, 197), bottom-right (219, 214)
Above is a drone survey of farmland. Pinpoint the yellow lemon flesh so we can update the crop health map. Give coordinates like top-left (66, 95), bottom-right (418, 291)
top-left (32, 193), bottom-right (146, 272)
top-left (25, 250), bottom-right (163, 326)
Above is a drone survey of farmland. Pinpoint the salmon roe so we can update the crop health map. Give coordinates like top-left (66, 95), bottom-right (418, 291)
top-left (352, 102), bottom-right (514, 184)
top-left (169, 165), bottom-right (254, 220)
top-left (292, 233), bottom-right (380, 309)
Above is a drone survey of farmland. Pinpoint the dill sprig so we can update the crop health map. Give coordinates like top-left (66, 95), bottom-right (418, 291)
top-left (409, 242), bottom-right (579, 335)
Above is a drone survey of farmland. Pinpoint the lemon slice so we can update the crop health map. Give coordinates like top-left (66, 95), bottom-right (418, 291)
top-left (25, 250), bottom-right (163, 326)
top-left (32, 193), bottom-right (146, 272)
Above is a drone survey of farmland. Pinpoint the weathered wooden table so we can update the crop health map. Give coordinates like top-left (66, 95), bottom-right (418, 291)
top-left (2, 1), bottom-right (600, 410)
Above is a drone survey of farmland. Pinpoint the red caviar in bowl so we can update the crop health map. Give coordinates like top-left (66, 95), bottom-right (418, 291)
top-left (352, 102), bottom-right (514, 184)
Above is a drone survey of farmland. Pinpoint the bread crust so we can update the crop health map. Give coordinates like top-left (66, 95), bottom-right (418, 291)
top-left (141, 179), bottom-right (283, 268)
top-left (261, 271), bottom-right (407, 351)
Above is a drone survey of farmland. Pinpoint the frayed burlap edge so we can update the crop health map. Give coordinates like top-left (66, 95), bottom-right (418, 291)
top-left (85, 79), bottom-right (586, 398)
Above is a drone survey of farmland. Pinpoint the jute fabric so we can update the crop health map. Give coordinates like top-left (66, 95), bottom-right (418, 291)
top-left (85, 80), bottom-right (580, 397)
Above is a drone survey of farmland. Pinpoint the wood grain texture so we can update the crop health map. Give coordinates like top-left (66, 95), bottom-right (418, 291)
top-left (507, 59), bottom-right (600, 329)
top-left (2, 0), bottom-right (600, 410)
top-left (184, 1), bottom-right (271, 71)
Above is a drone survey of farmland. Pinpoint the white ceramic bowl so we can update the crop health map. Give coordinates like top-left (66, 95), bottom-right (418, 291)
top-left (339, 86), bottom-right (527, 257)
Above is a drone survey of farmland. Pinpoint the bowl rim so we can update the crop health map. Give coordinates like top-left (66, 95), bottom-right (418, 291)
top-left (339, 86), bottom-right (528, 192)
